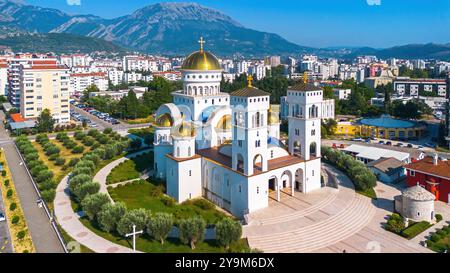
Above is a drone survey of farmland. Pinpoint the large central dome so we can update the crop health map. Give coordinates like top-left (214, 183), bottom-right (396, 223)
top-left (181, 37), bottom-right (221, 71)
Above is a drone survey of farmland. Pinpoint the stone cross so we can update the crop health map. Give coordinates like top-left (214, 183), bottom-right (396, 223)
top-left (125, 225), bottom-right (143, 252)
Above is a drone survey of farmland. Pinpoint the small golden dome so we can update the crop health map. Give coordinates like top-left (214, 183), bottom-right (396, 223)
top-left (268, 109), bottom-right (280, 125)
top-left (172, 121), bottom-right (196, 138)
top-left (155, 113), bottom-right (173, 128)
top-left (216, 115), bottom-right (232, 131)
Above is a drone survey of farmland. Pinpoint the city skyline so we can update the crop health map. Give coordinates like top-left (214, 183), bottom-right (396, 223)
top-left (25, 0), bottom-right (450, 48)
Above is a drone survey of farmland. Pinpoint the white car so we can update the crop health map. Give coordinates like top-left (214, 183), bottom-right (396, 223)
top-left (0, 212), bottom-right (5, 222)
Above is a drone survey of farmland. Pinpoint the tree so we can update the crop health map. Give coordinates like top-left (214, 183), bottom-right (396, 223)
top-left (36, 109), bottom-right (55, 133)
top-left (97, 202), bottom-right (127, 233)
top-left (117, 209), bottom-right (151, 237)
top-left (81, 193), bottom-right (111, 221)
top-left (73, 182), bottom-right (100, 201)
top-left (130, 138), bottom-right (142, 150)
top-left (215, 218), bottom-right (242, 249)
top-left (178, 217), bottom-right (206, 249)
top-left (147, 213), bottom-right (174, 245)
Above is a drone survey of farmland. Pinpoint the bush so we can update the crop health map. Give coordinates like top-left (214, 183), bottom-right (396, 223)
top-left (73, 182), bottom-right (100, 201)
top-left (36, 170), bottom-right (54, 183)
top-left (401, 221), bottom-right (432, 239)
top-left (81, 193), bottom-right (111, 221)
top-left (75, 160), bottom-right (95, 172)
top-left (17, 230), bottom-right (26, 240)
top-left (160, 195), bottom-right (176, 207)
top-left (117, 208), bottom-right (151, 236)
top-left (11, 216), bottom-right (20, 225)
top-left (83, 154), bottom-right (100, 165)
top-left (45, 146), bottom-right (60, 156)
top-left (385, 213), bottom-right (405, 234)
top-left (216, 218), bottom-right (242, 249)
top-left (97, 202), bottom-right (127, 233)
top-left (41, 189), bottom-right (56, 203)
top-left (192, 199), bottom-right (215, 210)
top-left (39, 180), bottom-right (56, 191)
top-left (178, 217), bottom-right (206, 249)
top-left (72, 146), bottom-right (85, 154)
top-left (68, 158), bottom-right (80, 167)
top-left (3, 179), bottom-right (9, 187)
top-left (6, 189), bottom-right (13, 198)
top-left (71, 167), bottom-right (92, 177)
top-left (147, 213), bottom-right (174, 245)
top-left (435, 214), bottom-right (443, 222)
top-left (55, 157), bottom-right (66, 166)
top-left (48, 154), bottom-right (59, 161)
top-left (430, 233), bottom-right (441, 243)
top-left (103, 128), bottom-right (113, 135)
top-left (25, 153), bottom-right (39, 162)
top-left (9, 203), bottom-right (17, 211)
top-left (1, 170), bottom-right (6, 177)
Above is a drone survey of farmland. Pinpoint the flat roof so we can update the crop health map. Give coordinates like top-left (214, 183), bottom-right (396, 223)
top-left (343, 144), bottom-right (410, 162)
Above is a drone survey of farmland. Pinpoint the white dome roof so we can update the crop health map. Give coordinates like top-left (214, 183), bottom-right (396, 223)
top-left (403, 185), bottom-right (435, 201)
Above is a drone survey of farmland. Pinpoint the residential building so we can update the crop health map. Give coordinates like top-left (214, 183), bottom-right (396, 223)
top-left (0, 59), bottom-right (7, 96)
top-left (367, 157), bottom-right (406, 183)
top-left (393, 77), bottom-right (447, 97)
top-left (70, 72), bottom-right (108, 95)
top-left (333, 88), bottom-right (352, 100)
top-left (405, 155), bottom-right (450, 203)
top-left (19, 59), bottom-right (70, 124)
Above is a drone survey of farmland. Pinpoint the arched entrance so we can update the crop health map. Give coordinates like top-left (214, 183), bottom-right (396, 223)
top-left (310, 142), bottom-right (317, 158)
top-left (293, 141), bottom-right (301, 157)
top-left (268, 176), bottom-right (280, 202)
top-left (253, 154), bottom-right (263, 172)
top-left (295, 169), bottom-right (304, 193)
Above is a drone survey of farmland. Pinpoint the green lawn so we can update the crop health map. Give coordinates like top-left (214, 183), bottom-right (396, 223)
top-left (106, 152), bottom-right (153, 184)
top-left (128, 128), bottom-right (154, 139)
top-left (108, 180), bottom-right (229, 225)
top-left (79, 217), bottom-right (248, 253)
top-left (357, 188), bottom-right (378, 200)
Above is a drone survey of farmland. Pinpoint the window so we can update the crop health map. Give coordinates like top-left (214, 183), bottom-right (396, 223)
top-left (189, 170), bottom-right (192, 176)
top-left (239, 185), bottom-right (242, 193)
top-left (257, 187), bottom-right (260, 194)
top-left (271, 150), bottom-right (274, 158)
top-left (410, 170), bottom-right (415, 177)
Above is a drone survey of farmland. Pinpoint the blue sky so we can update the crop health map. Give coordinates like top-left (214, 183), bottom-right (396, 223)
top-left (25, 0), bottom-right (450, 48)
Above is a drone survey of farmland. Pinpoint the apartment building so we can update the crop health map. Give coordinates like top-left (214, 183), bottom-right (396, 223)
top-left (19, 60), bottom-right (70, 124)
top-left (0, 59), bottom-right (7, 96)
top-left (393, 77), bottom-right (447, 97)
top-left (70, 72), bottom-right (108, 95)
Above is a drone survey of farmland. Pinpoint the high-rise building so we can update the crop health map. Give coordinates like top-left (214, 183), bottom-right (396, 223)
top-left (0, 59), bottom-right (7, 96)
top-left (19, 60), bottom-right (70, 124)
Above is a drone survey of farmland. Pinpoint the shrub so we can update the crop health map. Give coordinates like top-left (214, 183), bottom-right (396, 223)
top-left (160, 195), bottom-right (176, 207)
top-left (385, 213), bottom-right (405, 234)
top-left (40, 180), bottom-right (56, 191)
top-left (31, 165), bottom-right (47, 177)
top-left (17, 230), bottom-right (26, 240)
top-left (103, 128), bottom-right (113, 135)
top-left (401, 221), bottom-right (432, 239)
top-left (1, 170), bottom-right (6, 177)
top-left (97, 202), bottom-right (127, 233)
top-left (25, 153), bottom-right (39, 162)
top-left (430, 233), bottom-right (441, 243)
top-left (82, 137), bottom-right (95, 147)
top-left (117, 208), bottom-right (151, 236)
top-left (74, 131), bottom-right (85, 140)
top-left (72, 146), bottom-right (85, 154)
top-left (36, 170), bottom-right (54, 183)
top-left (216, 218), bottom-right (242, 249)
top-left (6, 189), bottom-right (13, 198)
top-left (11, 216), bottom-right (20, 225)
top-left (4, 179), bottom-right (9, 187)
top-left (81, 193), bottom-right (111, 221)
top-left (178, 217), bottom-right (206, 249)
top-left (27, 160), bottom-right (43, 170)
top-left (74, 182), bottom-right (100, 201)
top-left (435, 214), bottom-right (443, 222)
top-left (71, 167), bottom-right (92, 177)
top-left (147, 213), bottom-right (174, 245)
top-left (9, 203), bottom-right (17, 211)
top-left (192, 199), bottom-right (215, 210)
top-left (55, 157), bottom-right (66, 166)
top-left (75, 160), bottom-right (96, 172)
top-left (68, 158), bottom-right (80, 167)
top-left (93, 148), bottom-right (106, 159)
top-left (41, 189), bottom-right (56, 203)
top-left (436, 230), bottom-right (447, 237)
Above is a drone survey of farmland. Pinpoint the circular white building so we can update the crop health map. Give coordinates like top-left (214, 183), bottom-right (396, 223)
top-left (395, 184), bottom-right (436, 222)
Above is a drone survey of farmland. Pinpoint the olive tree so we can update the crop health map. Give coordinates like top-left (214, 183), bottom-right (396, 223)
top-left (215, 218), bottom-right (242, 249)
top-left (117, 209), bottom-right (151, 237)
top-left (97, 202), bottom-right (127, 233)
top-left (179, 217), bottom-right (206, 250)
top-left (81, 193), bottom-right (111, 221)
top-left (147, 213), bottom-right (174, 245)
top-left (73, 182), bottom-right (100, 201)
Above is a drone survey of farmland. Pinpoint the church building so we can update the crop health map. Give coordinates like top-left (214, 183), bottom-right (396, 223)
top-left (153, 38), bottom-right (335, 218)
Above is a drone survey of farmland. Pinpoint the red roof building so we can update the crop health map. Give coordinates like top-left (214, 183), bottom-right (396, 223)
top-left (405, 156), bottom-right (450, 203)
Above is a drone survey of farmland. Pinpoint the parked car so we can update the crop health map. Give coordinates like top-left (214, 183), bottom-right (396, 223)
top-left (407, 144), bottom-right (414, 148)
top-left (0, 212), bottom-right (5, 222)
top-left (378, 141), bottom-right (385, 145)
top-left (425, 142), bottom-right (437, 148)
top-left (418, 145), bottom-right (424, 149)
top-left (353, 138), bottom-right (363, 142)
top-left (386, 141), bottom-right (393, 146)
top-left (395, 143), bottom-right (404, 147)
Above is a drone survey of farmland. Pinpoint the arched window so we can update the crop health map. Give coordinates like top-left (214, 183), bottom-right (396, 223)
top-left (310, 142), bottom-right (317, 157)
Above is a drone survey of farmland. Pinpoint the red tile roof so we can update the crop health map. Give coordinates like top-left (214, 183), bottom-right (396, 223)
top-left (10, 113), bottom-right (26, 123)
top-left (405, 157), bottom-right (450, 179)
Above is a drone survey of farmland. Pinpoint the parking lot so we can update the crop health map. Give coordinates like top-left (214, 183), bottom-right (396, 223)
top-left (70, 102), bottom-right (122, 130)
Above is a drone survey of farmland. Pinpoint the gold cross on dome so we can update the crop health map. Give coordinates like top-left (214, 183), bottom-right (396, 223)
top-left (198, 37), bottom-right (205, 52)
top-left (247, 75), bottom-right (253, 87)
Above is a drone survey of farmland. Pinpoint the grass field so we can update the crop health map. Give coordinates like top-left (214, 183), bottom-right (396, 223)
top-left (106, 152), bottom-right (153, 184)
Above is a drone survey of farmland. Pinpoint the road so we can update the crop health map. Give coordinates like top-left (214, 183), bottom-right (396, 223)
top-left (0, 111), bottom-right (64, 253)
top-left (0, 186), bottom-right (13, 253)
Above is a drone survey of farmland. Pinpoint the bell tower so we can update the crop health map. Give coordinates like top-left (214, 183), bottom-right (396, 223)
top-left (230, 76), bottom-right (270, 176)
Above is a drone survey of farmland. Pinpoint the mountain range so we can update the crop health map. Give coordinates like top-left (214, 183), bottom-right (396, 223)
top-left (0, 0), bottom-right (449, 60)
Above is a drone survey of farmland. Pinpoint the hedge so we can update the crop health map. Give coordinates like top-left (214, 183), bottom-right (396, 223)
top-left (401, 221), bottom-right (432, 239)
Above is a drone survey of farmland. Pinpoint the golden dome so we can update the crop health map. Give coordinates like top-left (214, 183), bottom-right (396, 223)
top-left (268, 109), bottom-right (280, 125)
top-left (155, 113), bottom-right (173, 128)
top-left (182, 37), bottom-right (221, 71)
top-left (172, 121), bottom-right (196, 138)
top-left (216, 115), bottom-right (232, 131)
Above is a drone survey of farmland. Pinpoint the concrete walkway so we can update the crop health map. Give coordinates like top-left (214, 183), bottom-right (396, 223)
top-left (54, 175), bottom-right (136, 253)
top-left (93, 149), bottom-right (152, 201)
